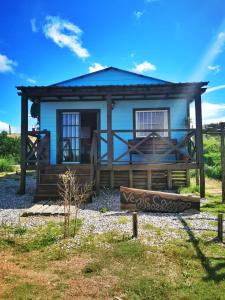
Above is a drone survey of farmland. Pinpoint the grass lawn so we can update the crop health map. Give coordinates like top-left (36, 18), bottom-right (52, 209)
top-left (0, 219), bottom-right (225, 300)
top-left (179, 176), bottom-right (225, 214)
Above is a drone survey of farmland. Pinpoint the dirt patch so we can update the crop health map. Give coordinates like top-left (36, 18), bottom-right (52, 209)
top-left (64, 275), bottom-right (118, 300)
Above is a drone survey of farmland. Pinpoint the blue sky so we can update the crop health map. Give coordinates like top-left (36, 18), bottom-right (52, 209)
top-left (0, 0), bottom-right (225, 131)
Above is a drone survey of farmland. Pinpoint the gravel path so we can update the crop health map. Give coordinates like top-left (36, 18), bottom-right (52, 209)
top-left (0, 176), bottom-right (219, 244)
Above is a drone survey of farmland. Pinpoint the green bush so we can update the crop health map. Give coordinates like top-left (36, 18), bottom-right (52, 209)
top-left (204, 136), bottom-right (221, 180)
top-left (0, 158), bottom-right (15, 172)
top-left (0, 131), bottom-right (20, 163)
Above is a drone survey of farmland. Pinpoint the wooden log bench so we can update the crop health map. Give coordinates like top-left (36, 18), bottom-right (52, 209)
top-left (120, 186), bottom-right (200, 213)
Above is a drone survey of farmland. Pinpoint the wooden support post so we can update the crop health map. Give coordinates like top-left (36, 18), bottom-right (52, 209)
top-left (218, 213), bottom-right (223, 242)
top-left (107, 95), bottom-right (113, 169)
top-left (195, 92), bottom-right (205, 198)
top-left (147, 169), bottom-right (152, 190)
top-left (19, 94), bottom-right (28, 194)
top-left (129, 170), bottom-right (133, 188)
top-left (132, 212), bottom-right (138, 238)
top-left (167, 170), bottom-right (172, 190)
top-left (220, 124), bottom-right (225, 203)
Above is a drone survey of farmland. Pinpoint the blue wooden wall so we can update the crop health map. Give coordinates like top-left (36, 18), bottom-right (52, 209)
top-left (40, 98), bottom-right (188, 164)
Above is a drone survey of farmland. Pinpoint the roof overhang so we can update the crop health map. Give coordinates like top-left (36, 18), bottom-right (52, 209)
top-left (17, 82), bottom-right (209, 102)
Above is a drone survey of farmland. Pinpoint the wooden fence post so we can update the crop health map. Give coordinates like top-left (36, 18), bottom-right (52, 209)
top-left (132, 212), bottom-right (138, 238)
top-left (220, 124), bottom-right (225, 203)
top-left (218, 213), bottom-right (223, 242)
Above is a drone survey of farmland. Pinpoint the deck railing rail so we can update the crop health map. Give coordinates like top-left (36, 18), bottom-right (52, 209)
top-left (90, 128), bottom-right (197, 167)
top-left (25, 130), bottom-right (50, 168)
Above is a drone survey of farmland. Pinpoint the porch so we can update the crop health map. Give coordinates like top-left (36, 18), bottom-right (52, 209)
top-left (17, 81), bottom-right (207, 199)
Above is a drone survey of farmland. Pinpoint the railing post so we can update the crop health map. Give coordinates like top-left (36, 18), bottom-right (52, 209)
top-left (19, 93), bottom-right (28, 194)
top-left (220, 123), bottom-right (225, 203)
top-left (132, 212), bottom-right (138, 238)
top-left (218, 213), bottom-right (223, 242)
top-left (107, 94), bottom-right (113, 170)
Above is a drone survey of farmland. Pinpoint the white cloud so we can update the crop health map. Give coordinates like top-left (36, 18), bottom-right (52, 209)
top-left (131, 61), bottom-right (156, 73)
top-left (192, 29), bottom-right (225, 80)
top-left (0, 54), bottom-right (17, 73)
top-left (190, 101), bottom-right (225, 125)
top-left (27, 78), bottom-right (37, 85)
top-left (208, 64), bottom-right (220, 74)
top-left (88, 63), bottom-right (107, 73)
top-left (134, 11), bottom-right (144, 19)
top-left (206, 84), bottom-right (225, 93)
top-left (30, 18), bottom-right (38, 33)
top-left (43, 16), bottom-right (90, 59)
top-left (18, 73), bottom-right (37, 85)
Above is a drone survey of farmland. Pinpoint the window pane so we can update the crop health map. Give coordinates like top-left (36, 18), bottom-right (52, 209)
top-left (136, 110), bottom-right (168, 137)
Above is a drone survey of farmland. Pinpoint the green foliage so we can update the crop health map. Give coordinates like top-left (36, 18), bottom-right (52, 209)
top-left (0, 158), bottom-right (16, 172)
top-left (0, 131), bottom-right (20, 162)
top-left (99, 207), bottom-right (109, 213)
top-left (204, 136), bottom-right (221, 179)
top-left (0, 220), bottom-right (82, 253)
top-left (113, 240), bottom-right (145, 258)
top-left (178, 184), bottom-right (200, 195)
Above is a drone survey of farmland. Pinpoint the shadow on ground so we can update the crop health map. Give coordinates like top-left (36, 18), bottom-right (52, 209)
top-left (179, 217), bottom-right (225, 283)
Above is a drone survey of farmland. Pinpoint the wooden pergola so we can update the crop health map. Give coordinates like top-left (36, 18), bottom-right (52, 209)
top-left (17, 81), bottom-right (208, 198)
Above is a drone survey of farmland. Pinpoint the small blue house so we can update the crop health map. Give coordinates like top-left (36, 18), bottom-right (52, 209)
top-left (17, 67), bottom-right (208, 200)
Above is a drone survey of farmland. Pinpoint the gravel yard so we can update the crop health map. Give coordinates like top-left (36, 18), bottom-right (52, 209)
top-left (0, 175), bottom-right (219, 243)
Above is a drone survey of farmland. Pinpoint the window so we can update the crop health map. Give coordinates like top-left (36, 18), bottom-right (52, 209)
top-left (135, 109), bottom-right (169, 138)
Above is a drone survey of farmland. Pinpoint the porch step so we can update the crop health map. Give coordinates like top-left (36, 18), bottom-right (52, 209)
top-left (34, 164), bottom-right (92, 201)
top-left (39, 173), bottom-right (91, 184)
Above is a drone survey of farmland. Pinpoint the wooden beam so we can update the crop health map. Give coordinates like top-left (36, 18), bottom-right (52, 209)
top-left (195, 92), bottom-right (205, 198)
top-left (19, 94), bottom-right (28, 194)
top-left (107, 95), bottom-right (113, 169)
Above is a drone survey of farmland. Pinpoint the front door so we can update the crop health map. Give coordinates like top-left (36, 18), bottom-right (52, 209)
top-left (58, 110), bottom-right (98, 164)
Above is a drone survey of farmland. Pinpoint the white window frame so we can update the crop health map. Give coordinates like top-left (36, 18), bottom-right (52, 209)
top-left (135, 109), bottom-right (169, 138)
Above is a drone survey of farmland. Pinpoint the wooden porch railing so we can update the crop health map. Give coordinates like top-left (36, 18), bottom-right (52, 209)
top-left (90, 129), bottom-right (197, 167)
top-left (26, 130), bottom-right (50, 168)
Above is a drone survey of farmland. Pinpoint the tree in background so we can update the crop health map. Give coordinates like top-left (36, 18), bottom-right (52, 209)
top-left (204, 136), bottom-right (221, 180)
top-left (0, 131), bottom-right (20, 162)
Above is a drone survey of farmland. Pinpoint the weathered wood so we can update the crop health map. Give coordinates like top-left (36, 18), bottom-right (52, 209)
top-left (218, 213), bottom-right (223, 242)
top-left (19, 94), bottom-right (28, 194)
top-left (147, 169), bottom-right (152, 190)
top-left (132, 212), bottom-right (138, 238)
top-left (120, 186), bottom-right (200, 212)
top-left (221, 124), bottom-right (225, 203)
top-left (167, 170), bottom-right (172, 189)
top-left (195, 92), bottom-right (205, 198)
top-left (129, 170), bottom-right (133, 187)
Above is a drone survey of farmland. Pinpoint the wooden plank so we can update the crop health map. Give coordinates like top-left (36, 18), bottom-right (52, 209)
top-left (120, 186), bottom-right (200, 212)
top-left (147, 169), bottom-right (152, 190)
top-left (129, 170), bottom-right (133, 187)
